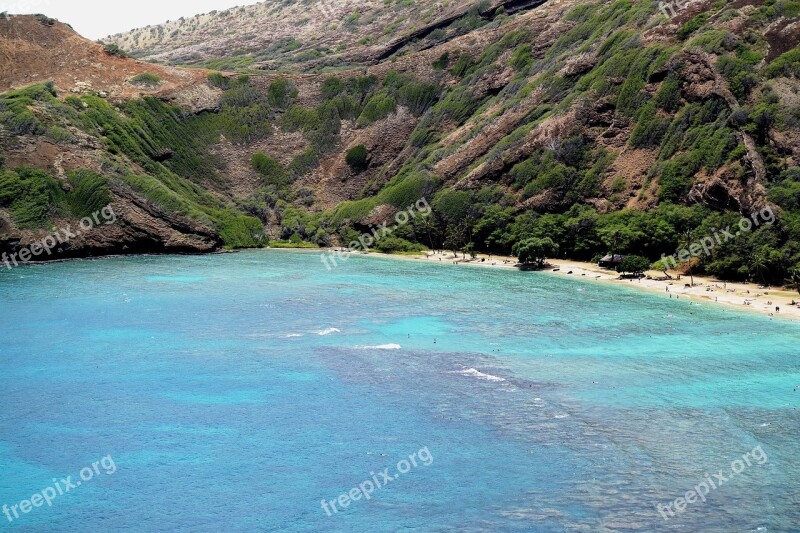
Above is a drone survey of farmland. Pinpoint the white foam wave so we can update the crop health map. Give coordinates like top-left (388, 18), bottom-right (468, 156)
top-left (453, 368), bottom-right (506, 382)
top-left (356, 344), bottom-right (402, 350)
top-left (316, 328), bottom-right (341, 336)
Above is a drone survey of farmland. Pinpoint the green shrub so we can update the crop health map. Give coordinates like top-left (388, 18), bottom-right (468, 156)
top-left (432, 52), bottom-right (450, 70)
top-left (373, 236), bottom-right (426, 253)
top-left (328, 94), bottom-right (362, 121)
top-left (433, 190), bottom-right (472, 223)
top-left (103, 43), bottom-right (129, 58)
top-left (678, 13), bottom-right (709, 39)
top-left (207, 72), bottom-right (231, 90)
top-left (221, 82), bottom-right (266, 108)
top-left (377, 173), bottom-right (435, 209)
top-left (130, 72), bottom-right (163, 88)
top-left (718, 55), bottom-right (759, 100)
top-left (251, 153), bottom-right (288, 186)
top-left (654, 74), bottom-right (682, 112)
top-left (433, 86), bottom-right (479, 125)
top-left (267, 78), bottom-right (298, 109)
top-left (345, 145), bottom-right (368, 172)
top-left (288, 148), bottom-right (319, 176)
top-left (765, 48), bottom-right (800, 78)
top-left (630, 103), bottom-right (670, 148)
top-left (658, 153), bottom-right (701, 202)
top-left (46, 126), bottom-right (73, 143)
top-left (0, 167), bottom-right (64, 228)
top-left (206, 78), bottom-right (272, 144)
top-left (510, 44), bottom-right (533, 71)
top-left (449, 54), bottom-right (476, 77)
top-left (280, 105), bottom-right (320, 132)
top-left (0, 84), bottom-right (58, 136)
top-left (203, 55), bottom-right (254, 71)
top-left (218, 211), bottom-right (266, 249)
top-left (397, 81), bottom-right (438, 116)
top-left (321, 77), bottom-right (345, 100)
top-left (34, 14), bottom-right (56, 26)
top-left (66, 169), bottom-right (111, 218)
top-left (357, 91), bottom-right (396, 127)
top-left (618, 255), bottom-right (650, 275)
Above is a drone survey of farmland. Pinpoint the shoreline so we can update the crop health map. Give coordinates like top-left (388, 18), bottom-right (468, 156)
top-left (347, 249), bottom-right (800, 322)
top-left (5, 245), bottom-right (800, 322)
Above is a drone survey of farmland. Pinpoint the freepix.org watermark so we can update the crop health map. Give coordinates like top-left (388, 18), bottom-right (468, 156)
top-left (660, 206), bottom-right (775, 270)
top-left (321, 447), bottom-right (433, 517)
top-left (658, 0), bottom-right (700, 18)
top-left (2, 455), bottom-right (116, 524)
top-left (321, 198), bottom-right (432, 271)
top-left (1, 206), bottom-right (117, 270)
top-left (655, 446), bottom-right (767, 521)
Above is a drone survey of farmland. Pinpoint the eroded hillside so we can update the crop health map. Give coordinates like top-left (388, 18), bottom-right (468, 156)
top-left (102, 0), bottom-right (547, 70)
top-left (2, 0), bottom-right (800, 284)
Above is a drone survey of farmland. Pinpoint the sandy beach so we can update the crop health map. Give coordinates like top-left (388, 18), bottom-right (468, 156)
top-left (358, 249), bottom-right (800, 322)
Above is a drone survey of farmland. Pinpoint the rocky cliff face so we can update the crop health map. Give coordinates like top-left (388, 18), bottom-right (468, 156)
top-left (2, 1), bottom-right (800, 282)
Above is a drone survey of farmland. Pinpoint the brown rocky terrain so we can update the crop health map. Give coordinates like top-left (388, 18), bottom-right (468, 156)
top-left (0, 16), bottom-right (210, 101)
top-left (0, 16), bottom-right (225, 260)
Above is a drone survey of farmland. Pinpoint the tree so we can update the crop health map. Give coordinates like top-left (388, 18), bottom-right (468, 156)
top-left (682, 229), bottom-right (695, 286)
top-left (749, 252), bottom-right (767, 285)
top-left (416, 214), bottom-right (439, 252)
top-left (790, 268), bottom-right (800, 296)
top-left (515, 237), bottom-right (559, 267)
top-left (345, 145), bottom-right (368, 172)
top-left (464, 242), bottom-right (477, 259)
top-left (618, 255), bottom-right (650, 277)
top-left (444, 223), bottom-right (468, 258)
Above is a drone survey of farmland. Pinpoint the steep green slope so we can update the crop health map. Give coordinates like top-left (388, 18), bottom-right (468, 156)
top-left (301, 0), bottom-right (800, 284)
top-left (2, 0), bottom-right (800, 284)
top-left (0, 83), bottom-right (263, 248)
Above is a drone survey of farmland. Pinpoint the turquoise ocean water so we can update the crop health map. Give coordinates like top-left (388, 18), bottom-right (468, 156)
top-left (0, 250), bottom-right (798, 531)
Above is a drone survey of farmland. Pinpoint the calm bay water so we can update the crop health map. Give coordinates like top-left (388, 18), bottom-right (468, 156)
top-left (0, 250), bottom-right (798, 532)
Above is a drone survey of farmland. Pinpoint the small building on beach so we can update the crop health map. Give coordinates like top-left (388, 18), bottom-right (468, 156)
top-left (598, 254), bottom-right (626, 269)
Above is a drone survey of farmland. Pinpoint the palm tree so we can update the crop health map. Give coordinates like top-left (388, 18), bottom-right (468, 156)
top-left (789, 269), bottom-right (800, 296)
top-left (683, 229), bottom-right (694, 287)
top-left (417, 215), bottom-right (438, 253)
top-left (750, 252), bottom-right (768, 286)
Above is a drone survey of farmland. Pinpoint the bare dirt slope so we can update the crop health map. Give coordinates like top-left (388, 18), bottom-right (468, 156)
top-left (0, 16), bottom-right (210, 104)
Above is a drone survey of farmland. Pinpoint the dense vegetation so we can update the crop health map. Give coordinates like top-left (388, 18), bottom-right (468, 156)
top-left (302, 0), bottom-right (800, 285)
top-left (2, 0), bottom-right (800, 285)
top-left (0, 167), bottom-right (114, 228)
top-left (0, 83), bottom-right (263, 247)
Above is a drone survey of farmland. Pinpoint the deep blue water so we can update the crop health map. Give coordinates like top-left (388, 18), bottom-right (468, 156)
top-left (0, 250), bottom-right (798, 532)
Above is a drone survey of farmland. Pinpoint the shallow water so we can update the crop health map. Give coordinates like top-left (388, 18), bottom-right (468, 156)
top-left (0, 250), bottom-right (798, 531)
